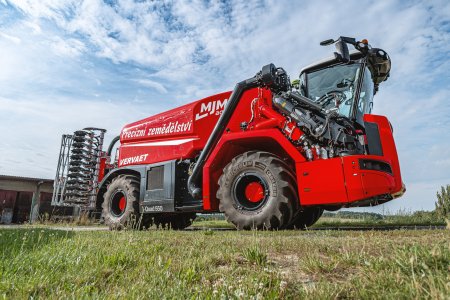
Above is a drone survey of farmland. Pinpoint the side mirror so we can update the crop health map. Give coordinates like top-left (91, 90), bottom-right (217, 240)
top-left (320, 39), bottom-right (335, 46)
top-left (321, 36), bottom-right (356, 63)
top-left (334, 39), bottom-right (350, 63)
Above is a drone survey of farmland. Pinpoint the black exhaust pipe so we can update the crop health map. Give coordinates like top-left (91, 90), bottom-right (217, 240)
top-left (187, 76), bottom-right (260, 200)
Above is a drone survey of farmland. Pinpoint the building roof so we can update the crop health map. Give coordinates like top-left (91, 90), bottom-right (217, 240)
top-left (0, 174), bottom-right (54, 183)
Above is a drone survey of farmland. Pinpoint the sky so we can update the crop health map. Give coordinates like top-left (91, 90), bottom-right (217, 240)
top-left (0, 0), bottom-right (449, 213)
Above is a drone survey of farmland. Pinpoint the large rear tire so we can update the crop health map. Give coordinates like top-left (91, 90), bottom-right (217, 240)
top-left (289, 207), bottom-right (324, 229)
top-left (102, 175), bottom-right (152, 230)
top-left (217, 151), bottom-right (297, 230)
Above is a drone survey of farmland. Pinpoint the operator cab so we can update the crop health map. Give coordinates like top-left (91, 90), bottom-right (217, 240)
top-left (298, 37), bottom-right (391, 127)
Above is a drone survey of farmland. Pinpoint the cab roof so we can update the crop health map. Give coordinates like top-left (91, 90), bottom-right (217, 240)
top-left (300, 49), bottom-right (391, 88)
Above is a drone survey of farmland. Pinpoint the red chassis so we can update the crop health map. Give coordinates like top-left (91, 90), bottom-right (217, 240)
top-left (53, 37), bottom-right (405, 230)
top-left (117, 87), bottom-right (404, 211)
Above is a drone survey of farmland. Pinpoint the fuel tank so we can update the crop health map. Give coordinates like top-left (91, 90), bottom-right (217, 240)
top-left (118, 91), bottom-right (232, 167)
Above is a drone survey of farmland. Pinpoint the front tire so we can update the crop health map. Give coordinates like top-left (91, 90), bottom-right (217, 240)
top-left (217, 151), bottom-right (297, 230)
top-left (102, 175), bottom-right (152, 230)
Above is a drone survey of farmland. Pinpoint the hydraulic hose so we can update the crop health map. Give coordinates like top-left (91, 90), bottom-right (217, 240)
top-left (187, 76), bottom-right (260, 200)
top-left (285, 91), bottom-right (324, 116)
top-left (107, 135), bottom-right (120, 156)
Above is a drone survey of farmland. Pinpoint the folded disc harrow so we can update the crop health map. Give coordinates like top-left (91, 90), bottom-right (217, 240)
top-left (52, 128), bottom-right (106, 208)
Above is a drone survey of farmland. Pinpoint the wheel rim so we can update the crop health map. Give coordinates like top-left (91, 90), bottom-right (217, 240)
top-left (232, 172), bottom-right (269, 211)
top-left (245, 182), bottom-right (265, 203)
top-left (110, 190), bottom-right (127, 217)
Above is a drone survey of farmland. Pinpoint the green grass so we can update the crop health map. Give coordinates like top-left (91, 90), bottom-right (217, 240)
top-left (313, 216), bottom-right (445, 228)
top-left (191, 216), bottom-right (445, 230)
top-left (191, 219), bottom-right (234, 229)
top-left (192, 210), bottom-right (445, 229)
top-left (0, 228), bottom-right (448, 299)
top-left (316, 210), bottom-right (445, 227)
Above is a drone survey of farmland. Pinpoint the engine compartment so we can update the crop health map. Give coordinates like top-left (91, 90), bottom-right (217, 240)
top-left (272, 90), bottom-right (366, 160)
top-left (249, 39), bottom-right (392, 163)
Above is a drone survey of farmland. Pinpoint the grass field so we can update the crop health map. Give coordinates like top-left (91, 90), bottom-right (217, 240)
top-left (1, 228), bottom-right (448, 299)
top-left (190, 216), bottom-right (446, 229)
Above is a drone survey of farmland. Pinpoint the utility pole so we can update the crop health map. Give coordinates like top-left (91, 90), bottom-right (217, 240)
top-left (29, 181), bottom-right (44, 223)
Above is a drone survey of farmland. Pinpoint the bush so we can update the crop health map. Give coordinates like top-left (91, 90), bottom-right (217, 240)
top-left (435, 185), bottom-right (450, 221)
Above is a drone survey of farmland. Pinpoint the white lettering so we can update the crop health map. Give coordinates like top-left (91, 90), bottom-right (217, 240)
top-left (147, 121), bottom-right (192, 136)
top-left (121, 128), bottom-right (146, 139)
top-left (119, 154), bottom-right (149, 166)
top-left (143, 205), bottom-right (163, 212)
top-left (195, 99), bottom-right (228, 120)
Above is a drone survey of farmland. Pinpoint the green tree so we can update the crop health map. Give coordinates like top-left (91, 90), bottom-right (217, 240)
top-left (435, 185), bottom-right (450, 220)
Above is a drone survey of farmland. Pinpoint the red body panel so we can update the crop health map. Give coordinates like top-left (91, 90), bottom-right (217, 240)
top-left (98, 157), bottom-right (107, 183)
top-left (363, 115), bottom-right (403, 196)
top-left (118, 87), bottom-right (404, 211)
top-left (296, 158), bottom-right (348, 205)
top-left (296, 114), bottom-right (403, 206)
top-left (119, 91), bottom-right (232, 167)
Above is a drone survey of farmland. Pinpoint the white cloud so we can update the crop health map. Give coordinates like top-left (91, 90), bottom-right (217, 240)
top-left (135, 79), bottom-right (168, 94)
top-left (22, 20), bottom-right (42, 34)
top-left (5, 0), bottom-right (72, 25)
top-left (0, 31), bottom-right (21, 43)
top-left (50, 36), bottom-right (86, 57)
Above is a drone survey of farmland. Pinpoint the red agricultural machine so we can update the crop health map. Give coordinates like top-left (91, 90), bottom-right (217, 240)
top-left (52, 36), bottom-right (405, 230)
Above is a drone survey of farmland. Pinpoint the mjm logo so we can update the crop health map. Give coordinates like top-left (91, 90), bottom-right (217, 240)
top-left (195, 99), bottom-right (228, 120)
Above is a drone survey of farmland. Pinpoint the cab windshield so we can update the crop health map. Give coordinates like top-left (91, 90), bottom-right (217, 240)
top-left (301, 63), bottom-right (375, 121)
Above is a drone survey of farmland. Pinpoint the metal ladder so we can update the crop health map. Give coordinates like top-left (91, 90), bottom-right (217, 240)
top-left (52, 128), bottom-right (106, 209)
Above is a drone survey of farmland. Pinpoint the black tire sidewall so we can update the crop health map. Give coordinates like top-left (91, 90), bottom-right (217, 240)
top-left (219, 154), bottom-right (289, 228)
top-left (102, 176), bottom-right (138, 229)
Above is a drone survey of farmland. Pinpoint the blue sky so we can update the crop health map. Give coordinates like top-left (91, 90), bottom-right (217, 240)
top-left (0, 0), bottom-right (449, 212)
